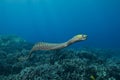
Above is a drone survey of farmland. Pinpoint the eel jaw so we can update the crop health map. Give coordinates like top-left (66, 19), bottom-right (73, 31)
top-left (81, 34), bottom-right (87, 40)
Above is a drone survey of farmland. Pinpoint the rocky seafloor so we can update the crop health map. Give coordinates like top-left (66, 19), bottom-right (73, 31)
top-left (0, 35), bottom-right (120, 80)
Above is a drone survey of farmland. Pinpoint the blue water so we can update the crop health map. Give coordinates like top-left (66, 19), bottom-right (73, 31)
top-left (0, 0), bottom-right (120, 48)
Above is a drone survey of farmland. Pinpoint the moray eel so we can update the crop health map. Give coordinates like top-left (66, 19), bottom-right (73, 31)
top-left (18, 34), bottom-right (87, 61)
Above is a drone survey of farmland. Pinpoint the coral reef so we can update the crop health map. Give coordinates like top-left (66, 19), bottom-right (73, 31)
top-left (0, 35), bottom-right (120, 80)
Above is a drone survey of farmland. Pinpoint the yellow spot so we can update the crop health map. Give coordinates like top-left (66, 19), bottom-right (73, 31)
top-left (75, 34), bottom-right (82, 38)
top-left (90, 75), bottom-right (95, 80)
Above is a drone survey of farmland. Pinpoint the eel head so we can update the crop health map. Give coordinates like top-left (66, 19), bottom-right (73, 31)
top-left (74, 34), bottom-right (87, 41)
top-left (68, 34), bottom-right (87, 44)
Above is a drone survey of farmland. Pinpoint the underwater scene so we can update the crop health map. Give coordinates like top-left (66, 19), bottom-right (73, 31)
top-left (0, 0), bottom-right (120, 80)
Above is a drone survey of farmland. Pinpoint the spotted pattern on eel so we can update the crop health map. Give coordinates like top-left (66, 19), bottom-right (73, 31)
top-left (18, 34), bottom-right (87, 61)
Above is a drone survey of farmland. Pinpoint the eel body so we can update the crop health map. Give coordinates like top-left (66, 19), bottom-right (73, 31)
top-left (19, 34), bottom-right (87, 61)
top-left (31, 42), bottom-right (67, 51)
